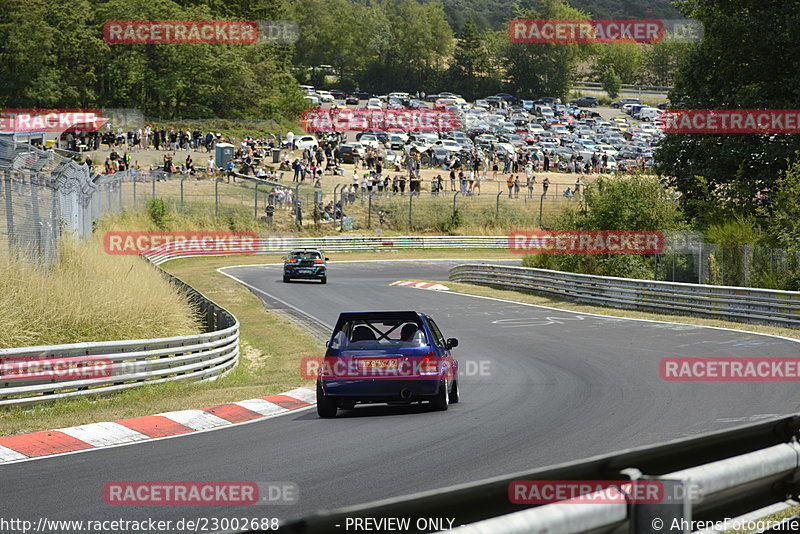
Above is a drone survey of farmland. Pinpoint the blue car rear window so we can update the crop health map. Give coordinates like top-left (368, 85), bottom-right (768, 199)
top-left (330, 319), bottom-right (427, 349)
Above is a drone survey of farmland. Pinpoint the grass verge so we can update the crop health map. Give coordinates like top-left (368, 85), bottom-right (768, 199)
top-left (0, 249), bottom-right (516, 437)
top-left (0, 239), bottom-right (201, 348)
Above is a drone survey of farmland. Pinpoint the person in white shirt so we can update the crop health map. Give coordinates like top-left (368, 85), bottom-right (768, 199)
top-left (207, 157), bottom-right (216, 176)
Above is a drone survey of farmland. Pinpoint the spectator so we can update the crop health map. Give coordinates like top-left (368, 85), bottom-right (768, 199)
top-left (506, 175), bottom-right (514, 198)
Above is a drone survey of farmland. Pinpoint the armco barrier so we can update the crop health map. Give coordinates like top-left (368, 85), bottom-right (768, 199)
top-left (281, 416), bottom-right (800, 533)
top-left (145, 235), bottom-right (509, 265)
top-left (449, 264), bottom-right (800, 328)
top-left (0, 268), bottom-right (239, 407)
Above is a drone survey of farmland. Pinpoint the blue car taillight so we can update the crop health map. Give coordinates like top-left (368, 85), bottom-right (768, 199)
top-left (419, 352), bottom-right (439, 375)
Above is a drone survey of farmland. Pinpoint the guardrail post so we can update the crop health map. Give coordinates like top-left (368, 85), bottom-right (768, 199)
top-left (631, 478), bottom-right (691, 534)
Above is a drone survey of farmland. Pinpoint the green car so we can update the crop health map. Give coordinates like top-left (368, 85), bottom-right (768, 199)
top-left (283, 248), bottom-right (328, 284)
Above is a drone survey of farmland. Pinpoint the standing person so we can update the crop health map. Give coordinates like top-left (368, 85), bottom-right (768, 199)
top-left (207, 156), bottom-right (216, 176)
top-left (506, 174), bottom-right (514, 198)
top-left (526, 174), bottom-right (536, 198)
top-left (449, 167), bottom-right (456, 191)
top-left (513, 175), bottom-right (520, 198)
top-left (352, 169), bottom-right (360, 192)
top-left (543, 152), bottom-right (550, 172)
top-left (492, 156), bottom-right (499, 180)
top-left (473, 172), bottom-right (481, 195)
top-left (541, 176), bottom-right (550, 197)
top-left (574, 177), bottom-right (584, 198)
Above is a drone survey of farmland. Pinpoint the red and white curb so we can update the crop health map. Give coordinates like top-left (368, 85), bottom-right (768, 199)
top-left (0, 387), bottom-right (315, 464)
top-left (390, 280), bottom-right (450, 291)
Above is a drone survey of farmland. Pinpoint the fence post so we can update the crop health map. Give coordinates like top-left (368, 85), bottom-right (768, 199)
top-left (367, 192), bottom-right (372, 228)
top-left (294, 183), bottom-right (301, 225)
top-left (332, 184), bottom-right (341, 224)
top-left (180, 176), bottom-right (185, 213)
top-left (743, 244), bottom-right (750, 286)
top-left (151, 172), bottom-right (156, 198)
top-left (4, 171), bottom-right (14, 251)
top-left (453, 191), bottom-right (459, 219)
top-left (214, 177), bottom-right (219, 217)
top-left (133, 173), bottom-right (137, 209)
top-left (538, 193), bottom-right (545, 228)
top-left (496, 190), bottom-right (502, 219)
top-left (254, 182), bottom-right (261, 218)
top-left (408, 193), bottom-right (413, 229)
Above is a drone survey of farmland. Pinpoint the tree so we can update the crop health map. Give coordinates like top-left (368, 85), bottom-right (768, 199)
top-left (591, 43), bottom-right (643, 85)
top-left (641, 40), bottom-right (692, 86)
top-left (501, 0), bottom-right (593, 99)
top-left (760, 162), bottom-right (800, 250)
top-left (654, 0), bottom-right (800, 225)
top-left (602, 66), bottom-right (621, 99)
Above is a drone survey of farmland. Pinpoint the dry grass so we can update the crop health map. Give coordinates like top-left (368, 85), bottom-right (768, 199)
top-left (0, 239), bottom-right (201, 348)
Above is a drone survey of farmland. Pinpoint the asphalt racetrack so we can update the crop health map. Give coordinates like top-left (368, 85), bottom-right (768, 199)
top-left (3, 259), bottom-right (799, 531)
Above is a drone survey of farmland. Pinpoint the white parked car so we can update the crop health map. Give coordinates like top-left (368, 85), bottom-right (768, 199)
top-left (435, 139), bottom-right (462, 152)
top-left (358, 134), bottom-right (381, 149)
top-left (315, 90), bottom-right (334, 103)
top-left (294, 135), bottom-right (319, 150)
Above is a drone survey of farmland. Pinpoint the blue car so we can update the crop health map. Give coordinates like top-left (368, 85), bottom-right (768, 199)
top-left (316, 311), bottom-right (459, 418)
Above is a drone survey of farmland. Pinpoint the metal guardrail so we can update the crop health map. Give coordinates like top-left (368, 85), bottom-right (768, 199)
top-left (449, 264), bottom-right (800, 328)
top-left (0, 267), bottom-right (239, 407)
top-left (280, 416), bottom-right (800, 534)
top-left (145, 235), bottom-right (509, 265)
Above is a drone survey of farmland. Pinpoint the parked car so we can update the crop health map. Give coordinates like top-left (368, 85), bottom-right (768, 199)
top-left (612, 98), bottom-right (641, 109)
top-left (294, 135), bottom-right (319, 150)
top-left (315, 311), bottom-right (459, 418)
top-left (569, 96), bottom-right (599, 107)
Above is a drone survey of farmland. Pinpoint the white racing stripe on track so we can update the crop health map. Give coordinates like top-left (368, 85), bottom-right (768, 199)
top-left (159, 410), bottom-right (231, 431)
top-left (236, 399), bottom-right (286, 416)
top-left (285, 387), bottom-right (316, 404)
top-left (0, 445), bottom-right (27, 461)
top-left (58, 422), bottom-right (149, 447)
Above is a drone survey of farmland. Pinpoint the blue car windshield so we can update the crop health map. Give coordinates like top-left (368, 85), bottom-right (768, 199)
top-left (330, 319), bottom-right (427, 349)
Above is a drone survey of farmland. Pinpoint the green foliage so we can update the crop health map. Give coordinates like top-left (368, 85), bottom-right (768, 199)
top-left (147, 198), bottom-right (171, 230)
top-left (601, 66), bottom-right (621, 99)
top-left (0, 0), bottom-right (300, 120)
top-left (760, 161), bottom-right (800, 250)
top-left (500, 0), bottom-right (593, 100)
top-left (523, 174), bottom-right (685, 279)
top-left (592, 43), bottom-right (643, 85)
top-left (704, 216), bottom-right (760, 247)
top-left (655, 0), bottom-right (800, 222)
